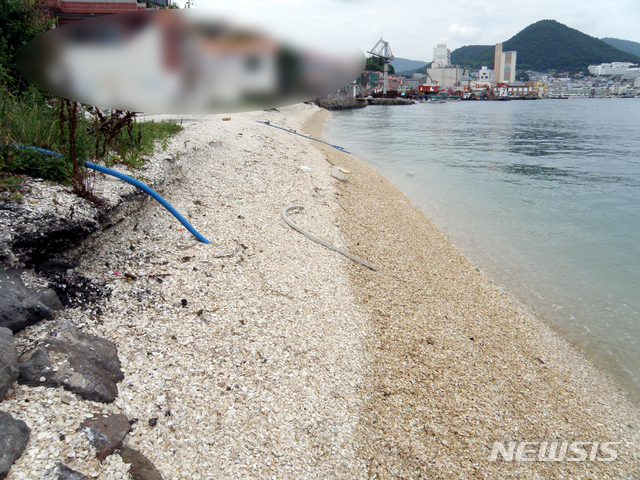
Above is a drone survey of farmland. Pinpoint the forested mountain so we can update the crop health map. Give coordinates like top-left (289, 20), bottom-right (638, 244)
top-left (450, 45), bottom-right (493, 69)
top-left (391, 57), bottom-right (428, 73)
top-left (601, 38), bottom-right (640, 57)
top-left (450, 20), bottom-right (640, 73)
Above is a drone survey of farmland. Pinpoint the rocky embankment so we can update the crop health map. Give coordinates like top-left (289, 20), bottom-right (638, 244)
top-left (317, 98), bottom-right (414, 110)
top-left (0, 142), bottom-right (183, 479)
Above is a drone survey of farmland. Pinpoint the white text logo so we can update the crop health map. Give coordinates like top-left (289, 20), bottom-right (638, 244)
top-left (489, 441), bottom-right (619, 462)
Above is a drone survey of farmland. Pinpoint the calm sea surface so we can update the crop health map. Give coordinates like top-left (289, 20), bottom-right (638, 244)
top-left (323, 98), bottom-right (640, 404)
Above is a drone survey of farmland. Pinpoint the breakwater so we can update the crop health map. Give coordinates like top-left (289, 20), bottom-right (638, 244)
top-left (317, 98), bottom-right (414, 110)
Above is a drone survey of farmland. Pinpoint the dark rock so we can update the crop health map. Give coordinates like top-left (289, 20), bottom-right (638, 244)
top-left (119, 447), bottom-right (164, 480)
top-left (0, 204), bottom-right (99, 266)
top-left (35, 260), bottom-right (76, 275)
top-left (0, 269), bottom-right (54, 333)
top-left (317, 98), bottom-right (368, 110)
top-left (56, 462), bottom-right (90, 480)
top-left (0, 411), bottom-right (30, 479)
top-left (148, 418), bottom-right (157, 427)
top-left (79, 414), bottom-right (131, 462)
top-left (42, 272), bottom-right (106, 310)
top-left (32, 287), bottom-right (64, 311)
top-left (18, 323), bottom-right (124, 403)
top-left (0, 328), bottom-right (19, 400)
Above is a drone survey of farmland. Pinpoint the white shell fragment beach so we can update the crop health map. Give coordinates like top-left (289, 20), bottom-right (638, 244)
top-left (2, 103), bottom-right (639, 479)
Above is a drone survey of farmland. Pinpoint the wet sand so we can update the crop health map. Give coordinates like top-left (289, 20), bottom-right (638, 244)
top-left (304, 107), bottom-right (640, 478)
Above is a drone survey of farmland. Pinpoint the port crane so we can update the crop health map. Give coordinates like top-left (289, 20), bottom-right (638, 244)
top-left (367, 38), bottom-right (394, 95)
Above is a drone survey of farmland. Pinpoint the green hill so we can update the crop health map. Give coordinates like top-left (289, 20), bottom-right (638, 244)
top-left (450, 20), bottom-right (640, 73)
top-left (601, 37), bottom-right (640, 57)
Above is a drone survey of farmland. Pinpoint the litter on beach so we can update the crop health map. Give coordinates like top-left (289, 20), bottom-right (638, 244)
top-left (331, 166), bottom-right (351, 181)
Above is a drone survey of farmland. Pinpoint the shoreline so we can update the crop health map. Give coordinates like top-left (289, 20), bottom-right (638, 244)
top-left (1, 103), bottom-right (639, 479)
top-left (304, 107), bottom-right (640, 477)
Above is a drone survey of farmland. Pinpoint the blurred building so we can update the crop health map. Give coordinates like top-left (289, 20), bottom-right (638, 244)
top-left (44, 0), bottom-right (148, 27)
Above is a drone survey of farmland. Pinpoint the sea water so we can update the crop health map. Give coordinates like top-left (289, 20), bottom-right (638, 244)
top-left (323, 98), bottom-right (640, 404)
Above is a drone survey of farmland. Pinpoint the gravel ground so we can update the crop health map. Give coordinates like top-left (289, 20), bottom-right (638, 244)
top-left (2, 103), bottom-right (639, 479)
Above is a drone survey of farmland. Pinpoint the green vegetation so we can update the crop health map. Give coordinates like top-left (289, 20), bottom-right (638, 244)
top-left (0, 0), bottom-right (54, 91)
top-left (1, 90), bottom-right (182, 188)
top-left (0, 0), bottom-right (183, 199)
top-left (450, 20), bottom-right (640, 73)
top-left (450, 45), bottom-right (493, 70)
top-left (365, 56), bottom-right (395, 74)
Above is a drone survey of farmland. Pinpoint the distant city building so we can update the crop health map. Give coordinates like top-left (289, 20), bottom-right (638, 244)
top-left (433, 44), bottom-right (451, 68)
top-left (588, 62), bottom-right (636, 75)
top-left (402, 78), bottom-right (421, 90)
top-left (609, 84), bottom-right (628, 95)
top-left (493, 43), bottom-right (516, 83)
top-left (478, 66), bottom-right (494, 83)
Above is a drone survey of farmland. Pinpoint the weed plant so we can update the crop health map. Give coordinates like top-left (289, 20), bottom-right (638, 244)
top-left (0, 87), bottom-right (183, 196)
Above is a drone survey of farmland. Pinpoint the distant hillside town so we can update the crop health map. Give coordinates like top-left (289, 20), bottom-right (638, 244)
top-left (329, 20), bottom-right (640, 101)
top-left (328, 41), bottom-right (640, 101)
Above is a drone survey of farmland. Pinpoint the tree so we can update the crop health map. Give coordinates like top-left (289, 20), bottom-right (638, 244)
top-left (0, 0), bottom-right (54, 92)
top-left (365, 56), bottom-right (395, 74)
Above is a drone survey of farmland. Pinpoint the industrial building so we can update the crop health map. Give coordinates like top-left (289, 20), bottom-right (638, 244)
top-left (493, 43), bottom-right (516, 83)
top-left (432, 44), bottom-right (451, 68)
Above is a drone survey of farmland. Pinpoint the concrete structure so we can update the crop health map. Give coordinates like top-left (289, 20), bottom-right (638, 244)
top-left (493, 43), bottom-right (516, 83)
top-left (426, 66), bottom-right (464, 88)
top-left (327, 83), bottom-right (358, 100)
top-left (588, 62), bottom-right (636, 76)
top-left (433, 44), bottom-right (451, 68)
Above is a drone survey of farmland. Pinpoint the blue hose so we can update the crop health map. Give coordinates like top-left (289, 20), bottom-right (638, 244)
top-left (84, 162), bottom-right (210, 244)
top-left (258, 122), bottom-right (350, 153)
top-left (15, 145), bottom-right (210, 244)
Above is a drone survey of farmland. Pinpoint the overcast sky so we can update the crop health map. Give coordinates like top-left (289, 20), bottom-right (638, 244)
top-left (192, 0), bottom-right (640, 61)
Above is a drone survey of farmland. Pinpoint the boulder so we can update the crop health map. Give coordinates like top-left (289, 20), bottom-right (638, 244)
top-left (120, 447), bottom-right (164, 480)
top-left (0, 270), bottom-right (54, 332)
top-left (79, 414), bottom-right (131, 462)
top-left (0, 328), bottom-right (18, 400)
top-left (0, 411), bottom-right (30, 479)
top-left (18, 323), bottom-right (124, 403)
top-left (56, 463), bottom-right (89, 480)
